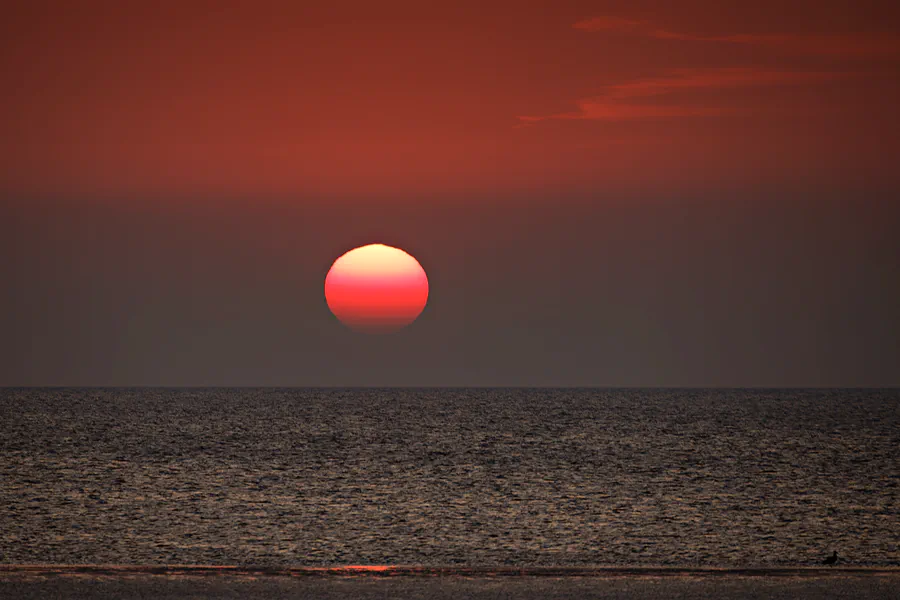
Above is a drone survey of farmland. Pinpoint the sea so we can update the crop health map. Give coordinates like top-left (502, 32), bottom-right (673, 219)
top-left (1, 388), bottom-right (898, 568)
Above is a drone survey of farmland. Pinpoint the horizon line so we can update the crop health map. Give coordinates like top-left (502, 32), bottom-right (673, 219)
top-left (1, 385), bottom-right (898, 390)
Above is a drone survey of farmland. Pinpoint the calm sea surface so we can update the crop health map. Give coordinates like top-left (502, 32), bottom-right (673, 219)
top-left (1, 388), bottom-right (897, 567)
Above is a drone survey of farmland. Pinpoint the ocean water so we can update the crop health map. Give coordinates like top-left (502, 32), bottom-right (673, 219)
top-left (1, 388), bottom-right (897, 567)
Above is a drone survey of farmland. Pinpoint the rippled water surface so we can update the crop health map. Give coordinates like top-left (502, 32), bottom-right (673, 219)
top-left (1, 388), bottom-right (897, 566)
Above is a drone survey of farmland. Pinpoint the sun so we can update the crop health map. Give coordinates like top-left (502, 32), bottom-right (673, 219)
top-left (325, 244), bottom-right (429, 333)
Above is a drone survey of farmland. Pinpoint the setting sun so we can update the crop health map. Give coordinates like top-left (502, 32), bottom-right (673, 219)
top-left (325, 244), bottom-right (429, 333)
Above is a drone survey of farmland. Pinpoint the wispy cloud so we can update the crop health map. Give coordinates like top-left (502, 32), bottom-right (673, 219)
top-left (573, 17), bottom-right (900, 58)
top-left (518, 68), bottom-right (838, 124)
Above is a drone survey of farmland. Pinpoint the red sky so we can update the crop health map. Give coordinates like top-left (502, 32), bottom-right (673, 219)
top-left (3, 0), bottom-right (899, 200)
top-left (2, 1), bottom-right (899, 386)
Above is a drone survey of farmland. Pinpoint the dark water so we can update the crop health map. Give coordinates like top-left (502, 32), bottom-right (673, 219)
top-left (1, 388), bottom-right (898, 566)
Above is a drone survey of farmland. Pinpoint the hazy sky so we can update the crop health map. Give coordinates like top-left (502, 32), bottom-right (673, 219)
top-left (2, 1), bottom-right (898, 385)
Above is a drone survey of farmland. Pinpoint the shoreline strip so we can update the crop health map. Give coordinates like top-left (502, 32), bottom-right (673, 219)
top-left (2, 565), bottom-right (899, 578)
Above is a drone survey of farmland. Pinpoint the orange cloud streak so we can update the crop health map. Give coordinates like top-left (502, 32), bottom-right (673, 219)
top-left (574, 17), bottom-right (900, 58)
top-left (518, 68), bottom-right (839, 124)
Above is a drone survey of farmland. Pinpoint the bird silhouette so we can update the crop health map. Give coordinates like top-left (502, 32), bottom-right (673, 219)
top-left (822, 551), bottom-right (838, 565)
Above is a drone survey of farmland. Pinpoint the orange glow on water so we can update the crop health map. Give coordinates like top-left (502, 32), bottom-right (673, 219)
top-left (325, 244), bottom-right (428, 333)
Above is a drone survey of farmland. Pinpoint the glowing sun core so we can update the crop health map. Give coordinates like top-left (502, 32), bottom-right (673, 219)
top-left (325, 244), bottom-right (429, 333)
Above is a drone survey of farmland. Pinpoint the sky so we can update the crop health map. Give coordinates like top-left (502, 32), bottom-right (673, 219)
top-left (2, 0), bottom-right (899, 386)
